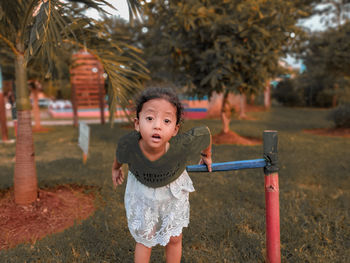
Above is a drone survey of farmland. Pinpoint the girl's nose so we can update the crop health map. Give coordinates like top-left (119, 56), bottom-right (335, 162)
top-left (153, 118), bottom-right (162, 129)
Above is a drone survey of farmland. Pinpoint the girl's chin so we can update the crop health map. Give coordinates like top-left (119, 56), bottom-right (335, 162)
top-left (151, 138), bottom-right (161, 143)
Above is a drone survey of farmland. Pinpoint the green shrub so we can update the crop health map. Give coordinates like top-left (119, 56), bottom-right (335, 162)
top-left (315, 89), bottom-right (334, 107)
top-left (328, 103), bottom-right (350, 128)
top-left (272, 78), bottom-right (304, 106)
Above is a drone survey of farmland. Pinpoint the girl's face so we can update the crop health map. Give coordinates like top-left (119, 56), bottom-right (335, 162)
top-left (135, 98), bottom-right (179, 151)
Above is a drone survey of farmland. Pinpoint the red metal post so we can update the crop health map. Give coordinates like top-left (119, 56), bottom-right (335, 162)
top-left (263, 130), bottom-right (280, 263)
top-left (265, 172), bottom-right (280, 263)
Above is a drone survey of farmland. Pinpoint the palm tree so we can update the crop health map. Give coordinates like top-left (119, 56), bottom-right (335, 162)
top-left (0, 0), bottom-right (148, 205)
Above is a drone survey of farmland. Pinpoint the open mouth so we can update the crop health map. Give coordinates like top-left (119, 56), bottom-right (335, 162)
top-left (152, 134), bottom-right (161, 140)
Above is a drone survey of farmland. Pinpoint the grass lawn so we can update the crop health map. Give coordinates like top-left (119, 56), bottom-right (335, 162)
top-left (0, 106), bottom-right (349, 262)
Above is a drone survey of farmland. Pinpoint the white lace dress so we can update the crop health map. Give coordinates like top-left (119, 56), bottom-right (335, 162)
top-left (124, 169), bottom-right (195, 248)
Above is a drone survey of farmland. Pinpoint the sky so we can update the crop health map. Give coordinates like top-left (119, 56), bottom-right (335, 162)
top-left (86, 0), bottom-right (130, 21)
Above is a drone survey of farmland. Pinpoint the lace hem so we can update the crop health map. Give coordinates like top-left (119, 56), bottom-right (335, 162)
top-left (125, 170), bottom-right (194, 247)
top-left (131, 220), bottom-right (188, 248)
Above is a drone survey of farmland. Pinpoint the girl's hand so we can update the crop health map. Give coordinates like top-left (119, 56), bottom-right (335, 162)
top-left (199, 152), bottom-right (212, 172)
top-left (112, 159), bottom-right (124, 189)
top-left (200, 126), bottom-right (212, 172)
top-left (112, 167), bottom-right (124, 189)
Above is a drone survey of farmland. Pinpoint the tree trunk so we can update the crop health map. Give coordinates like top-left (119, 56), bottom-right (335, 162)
top-left (15, 110), bottom-right (38, 204)
top-left (239, 93), bottom-right (247, 119)
top-left (221, 90), bottom-right (231, 133)
top-left (332, 83), bottom-right (338, 108)
top-left (250, 94), bottom-right (256, 105)
top-left (264, 81), bottom-right (271, 110)
top-left (14, 49), bottom-right (38, 205)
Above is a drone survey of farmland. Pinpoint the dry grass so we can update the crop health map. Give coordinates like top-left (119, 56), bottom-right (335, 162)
top-left (0, 106), bottom-right (349, 262)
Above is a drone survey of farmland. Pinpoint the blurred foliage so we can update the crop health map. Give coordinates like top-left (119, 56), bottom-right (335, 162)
top-left (295, 20), bottom-right (350, 106)
top-left (136, 0), bottom-right (319, 98)
top-left (0, 41), bottom-right (15, 80)
top-left (272, 78), bottom-right (304, 106)
top-left (328, 102), bottom-right (350, 127)
top-left (297, 69), bottom-right (337, 107)
top-left (318, 22), bottom-right (350, 76)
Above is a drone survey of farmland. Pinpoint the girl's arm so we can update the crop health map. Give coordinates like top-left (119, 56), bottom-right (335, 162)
top-left (112, 158), bottom-right (124, 188)
top-left (200, 127), bottom-right (212, 172)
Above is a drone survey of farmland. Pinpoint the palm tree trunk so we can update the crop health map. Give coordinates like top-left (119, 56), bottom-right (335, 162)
top-left (32, 87), bottom-right (42, 130)
top-left (14, 49), bottom-right (38, 205)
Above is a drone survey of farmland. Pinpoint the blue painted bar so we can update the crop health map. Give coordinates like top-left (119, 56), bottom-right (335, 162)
top-left (184, 108), bottom-right (207, 112)
top-left (186, 159), bottom-right (266, 172)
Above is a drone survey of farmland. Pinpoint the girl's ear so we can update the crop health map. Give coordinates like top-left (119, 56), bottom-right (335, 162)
top-left (134, 118), bottom-right (140, 132)
top-left (172, 124), bottom-right (180, 137)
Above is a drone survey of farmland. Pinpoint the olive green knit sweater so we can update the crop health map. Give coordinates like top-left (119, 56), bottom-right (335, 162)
top-left (116, 126), bottom-right (210, 188)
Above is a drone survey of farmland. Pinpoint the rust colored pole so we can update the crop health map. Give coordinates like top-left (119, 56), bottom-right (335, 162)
top-left (0, 92), bottom-right (9, 141)
top-left (98, 71), bottom-right (105, 125)
top-left (263, 130), bottom-right (280, 263)
top-left (13, 120), bottom-right (17, 137)
top-left (70, 54), bottom-right (79, 127)
top-left (32, 87), bottom-right (41, 130)
top-left (10, 81), bottom-right (17, 137)
top-left (71, 83), bottom-right (78, 127)
top-left (0, 65), bottom-right (8, 141)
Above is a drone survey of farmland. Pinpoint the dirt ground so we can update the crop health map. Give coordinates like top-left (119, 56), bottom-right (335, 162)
top-left (0, 185), bottom-right (95, 250)
top-left (213, 130), bottom-right (262, 145)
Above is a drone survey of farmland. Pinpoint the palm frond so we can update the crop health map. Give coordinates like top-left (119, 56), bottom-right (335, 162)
top-left (1, 0), bottom-right (149, 124)
top-left (26, 1), bottom-right (71, 64)
top-left (0, 1), bottom-right (27, 38)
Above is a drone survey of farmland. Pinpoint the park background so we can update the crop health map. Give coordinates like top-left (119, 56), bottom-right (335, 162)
top-left (0, 0), bottom-right (349, 262)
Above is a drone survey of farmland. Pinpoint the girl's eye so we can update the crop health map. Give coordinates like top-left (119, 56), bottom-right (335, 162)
top-left (164, 119), bottom-right (171, 124)
top-left (146, 116), bottom-right (153, 121)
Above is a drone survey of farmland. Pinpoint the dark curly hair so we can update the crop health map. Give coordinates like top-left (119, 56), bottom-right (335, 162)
top-left (135, 87), bottom-right (184, 125)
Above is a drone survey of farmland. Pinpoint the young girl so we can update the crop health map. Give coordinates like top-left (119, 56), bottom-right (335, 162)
top-left (112, 87), bottom-right (212, 263)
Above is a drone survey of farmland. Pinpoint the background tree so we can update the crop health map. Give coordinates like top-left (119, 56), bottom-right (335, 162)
top-left (314, 0), bottom-right (350, 28)
top-left (272, 77), bottom-right (305, 107)
top-left (297, 21), bottom-right (350, 107)
top-left (0, 0), bottom-right (148, 205)
top-left (139, 0), bottom-right (317, 139)
top-left (306, 0), bottom-right (350, 106)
